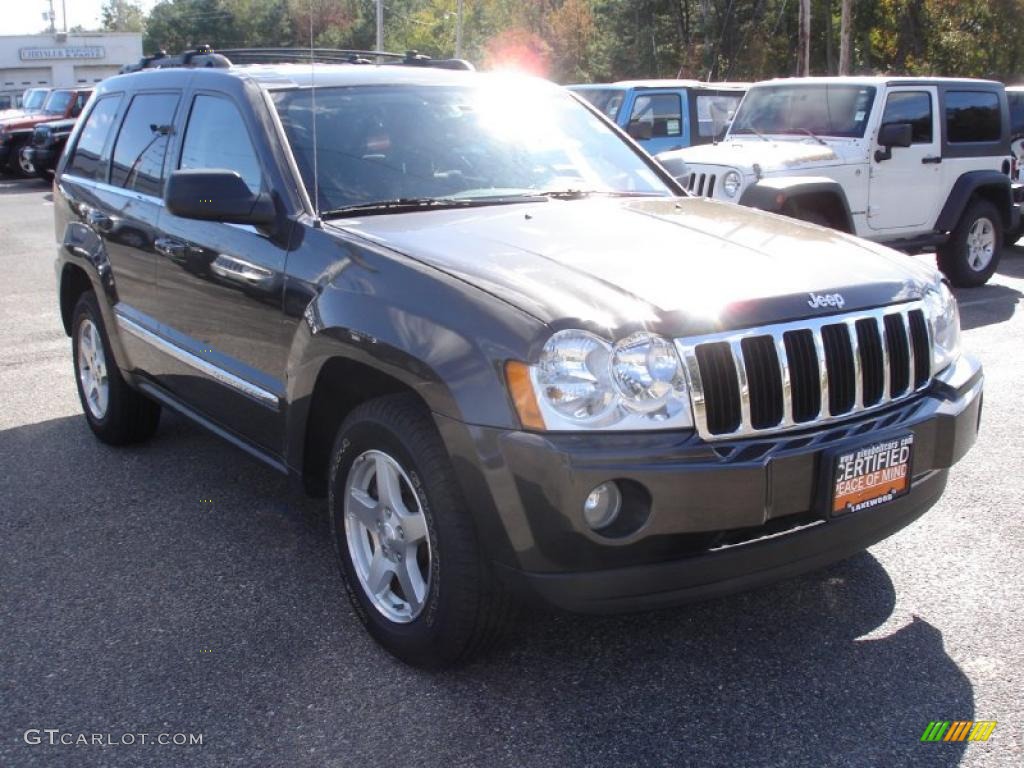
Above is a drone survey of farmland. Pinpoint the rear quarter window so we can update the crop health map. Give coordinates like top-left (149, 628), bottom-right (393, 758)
top-left (66, 94), bottom-right (122, 180)
top-left (1009, 92), bottom-right (1024, 138)
top-left (945, 91), bottom-right (1001, 143)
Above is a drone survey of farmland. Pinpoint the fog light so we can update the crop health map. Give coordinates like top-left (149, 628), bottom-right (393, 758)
top-left (583, 482), bottom-right (622, 530)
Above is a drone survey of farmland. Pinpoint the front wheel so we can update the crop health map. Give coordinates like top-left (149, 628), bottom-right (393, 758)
top-left (328, 394), bottom-right (514, 668)
top-left (937, 200), bottom-right (1003, 287)
top-left (72, 291), bottom-right (161, 444)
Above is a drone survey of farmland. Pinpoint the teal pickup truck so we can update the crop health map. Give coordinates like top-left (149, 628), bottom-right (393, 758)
top-left (569, 79), bottom-right (747, 155)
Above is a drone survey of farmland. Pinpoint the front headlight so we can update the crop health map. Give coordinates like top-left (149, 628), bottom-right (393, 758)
top-left (722, 170), bottom-right (742, 198)
top-left (509, 329), bottom-right (693, 431)
top-left (923, 280), bottom-right (961, 375)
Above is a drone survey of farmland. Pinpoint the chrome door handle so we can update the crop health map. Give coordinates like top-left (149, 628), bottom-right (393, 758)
top-left (154, 237), bottom-right (188, 259)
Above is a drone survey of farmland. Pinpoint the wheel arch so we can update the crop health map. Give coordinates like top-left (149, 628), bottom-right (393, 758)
top-left (59, 262), bottom-right (93, 336)
top-left (935, 171), bottom-right (1013, 232)
top-left (739, 177), bottom-right (855, 233)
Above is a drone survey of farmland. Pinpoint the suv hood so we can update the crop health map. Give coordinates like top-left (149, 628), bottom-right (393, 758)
top-left (335, 197), bottom-right (936, 337)
top-left (658, 137), bottom-right (858, 177)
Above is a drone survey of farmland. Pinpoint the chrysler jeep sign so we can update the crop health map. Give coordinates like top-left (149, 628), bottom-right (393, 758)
top-left (20, 47), bottom-right (105, 61)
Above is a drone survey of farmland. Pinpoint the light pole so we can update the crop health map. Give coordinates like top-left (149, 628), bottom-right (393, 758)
top-left (455, 0), bottom-right (464, 59)
top-left (376, 0), bottom-right (383, 52)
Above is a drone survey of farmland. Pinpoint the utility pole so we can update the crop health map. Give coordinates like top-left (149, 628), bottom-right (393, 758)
top-left (45, 0), bottom-right (56, 33)
top-left (839, 0), bottom-right (853, 75)
top-left (798, 0), bottom-right (811, 76)
top-left (455, 0), bottom-right (464, 59)
top-left (62, 0), bottom-right (67, 32)
top-left (375, 0), bottom-right (384, 52)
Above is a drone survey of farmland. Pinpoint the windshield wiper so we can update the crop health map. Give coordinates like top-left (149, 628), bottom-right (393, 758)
top-left (796, 128), bottom-right (829, 146)
top-left (320, 196), bottom-right (536, 219)
top-left (735, 126), bottom-right (770, 142)
top-left (531, 189), bottom-right (665, 200)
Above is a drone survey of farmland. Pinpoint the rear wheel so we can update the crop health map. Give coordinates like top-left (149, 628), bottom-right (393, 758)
top-left (938, 199), bottom-right (1002, 287)
top-left (328, 393), bottom-right (515, 668)
top-left (72, 291), bottom-right (161, 444)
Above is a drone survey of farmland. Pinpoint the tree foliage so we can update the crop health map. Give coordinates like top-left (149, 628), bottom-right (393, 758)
top-left (132, 0), bottom-right (1024, 83)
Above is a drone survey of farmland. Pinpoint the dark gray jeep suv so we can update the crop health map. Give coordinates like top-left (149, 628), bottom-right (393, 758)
top-left (53, 52), bottom-right (983, 668)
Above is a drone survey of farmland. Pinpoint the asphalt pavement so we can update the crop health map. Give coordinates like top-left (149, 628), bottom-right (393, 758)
top-left (1, 177), bottom-right (1021, 768)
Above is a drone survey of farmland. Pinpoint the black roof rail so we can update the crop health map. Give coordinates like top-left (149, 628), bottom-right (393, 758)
top-left (120, 44), bottom-right (232, 73)
top-left (120, 46), bottom-right (474, 74)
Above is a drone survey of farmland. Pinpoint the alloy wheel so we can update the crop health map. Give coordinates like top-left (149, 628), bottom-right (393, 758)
top-left (344, 449), bottom-right (432, 623)
top-left (966, 216), bottom-right (996, 271)
top-left (77, 318), bottom-right (109, 419)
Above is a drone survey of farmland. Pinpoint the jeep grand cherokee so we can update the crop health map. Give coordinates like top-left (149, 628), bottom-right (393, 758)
top-left (53, 52), bottom-right (982, 668)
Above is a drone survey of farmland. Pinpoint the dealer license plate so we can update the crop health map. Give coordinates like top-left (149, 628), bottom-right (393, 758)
top-left (831, 434), bottom-right (914, 516)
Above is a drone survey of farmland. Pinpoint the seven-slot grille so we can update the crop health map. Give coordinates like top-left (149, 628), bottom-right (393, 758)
top-left (676, 302), bottom-right (932, 440)
top-left (684, 171), bottom-right (718, 197)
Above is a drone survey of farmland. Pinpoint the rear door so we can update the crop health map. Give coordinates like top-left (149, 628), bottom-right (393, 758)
top-left (150, 90), bottom-right (291, 451)
top-left (868, 86), bottom-right (942, 232)
top-left (624, 90), bottom-right (689, 154)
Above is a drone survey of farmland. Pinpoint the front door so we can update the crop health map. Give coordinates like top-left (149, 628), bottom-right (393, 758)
top-left (151, 91), bottom-right (291, 452)
top-left (624, 90), bottom-right (689, 154)
top-left (868, 86), bottom-right (942, 232)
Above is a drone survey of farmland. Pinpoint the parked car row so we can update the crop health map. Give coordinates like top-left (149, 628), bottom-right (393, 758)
top-left (51, 48), bottom-right (987, 667)
top-left (573, 76), bottom-right (1024, 283)
top-left (0, 86), bottom-right (92, 178)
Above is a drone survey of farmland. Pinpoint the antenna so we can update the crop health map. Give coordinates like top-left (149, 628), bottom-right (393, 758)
top-left (310, 4), bottom-right (322, 226)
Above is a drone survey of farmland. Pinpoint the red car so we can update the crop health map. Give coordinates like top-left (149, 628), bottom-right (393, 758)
top-left (0, 87), bottom-right (91, 177)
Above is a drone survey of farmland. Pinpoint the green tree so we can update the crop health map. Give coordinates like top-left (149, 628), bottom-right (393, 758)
top-left (102, 0), bottom-right (146, 33)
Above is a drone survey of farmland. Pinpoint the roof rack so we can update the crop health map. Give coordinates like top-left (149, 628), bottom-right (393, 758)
top-left (120, 46), bottom-right (474, 74)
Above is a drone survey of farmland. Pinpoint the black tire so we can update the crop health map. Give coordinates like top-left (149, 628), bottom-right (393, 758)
top-left (328, 393), bottom-right (515, 668)
top-left (71, 291), bottom-right (161, 445)
top-left (937, 199), bottom-right (1003, 287)
top-left (6, 140), bottom-right (33, 178)
top-left (1006, 222), bottom-right (1024, 246)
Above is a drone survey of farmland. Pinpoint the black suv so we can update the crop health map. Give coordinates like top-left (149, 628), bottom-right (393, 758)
top-left (54, 51), bottom-right (983, 668)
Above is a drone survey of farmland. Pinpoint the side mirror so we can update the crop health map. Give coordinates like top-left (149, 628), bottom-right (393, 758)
top-left (874, 122), bottom-right (913, 162)
top-left (165, 169), bottom-right (275, 225)
top-left (627, 121), bottom-right (652, 141)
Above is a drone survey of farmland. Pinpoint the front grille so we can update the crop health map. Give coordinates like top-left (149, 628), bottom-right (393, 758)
top-left (31, 127), bottom-right (49, 147)
top-left (676, 301), bottom-right (932, 440)
top-left (685, 171), bottom-right (718, 197)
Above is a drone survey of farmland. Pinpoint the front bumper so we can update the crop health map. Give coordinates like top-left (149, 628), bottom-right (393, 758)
top-left (449, 355), bottom-right (982, 614)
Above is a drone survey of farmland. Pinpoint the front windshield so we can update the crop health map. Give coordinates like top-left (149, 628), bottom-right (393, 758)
top-left (730, 84), bottom-right (876, 138)
top-left (272, 82), bottom-right (670, 213)
top-left (571, 88), bottom-right (625, 121)
top-left (42, 90), bottom-right (73, 115)
top-left (23, 89), bottom-right (48, 111)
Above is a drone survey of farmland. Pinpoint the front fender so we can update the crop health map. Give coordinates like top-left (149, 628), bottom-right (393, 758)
top-left (739, 176), bottom-right (855, 231)
top-left (281, 224), bottom-right (550, 467)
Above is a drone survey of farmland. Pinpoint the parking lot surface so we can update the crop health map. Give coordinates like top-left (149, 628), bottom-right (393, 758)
top-left (1, 178), bottom-right (1021, 767)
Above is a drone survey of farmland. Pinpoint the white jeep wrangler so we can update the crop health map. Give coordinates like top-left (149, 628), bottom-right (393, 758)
top-left (658, 77), bottom-right (1022, 286)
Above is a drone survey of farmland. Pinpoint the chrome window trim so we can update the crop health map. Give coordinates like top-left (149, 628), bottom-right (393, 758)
top-left (62, 173), bottom-right (162, 206)
top-left (675, 300), bottom-right (931, 441)
top-left (116, 312), bottom-right (280, 412)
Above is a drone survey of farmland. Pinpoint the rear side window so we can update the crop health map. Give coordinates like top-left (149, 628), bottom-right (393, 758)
top-left (881, 91), bottom-right (933, 143)
top-left (946, 91), bottom-right (1001, 143)
top-left (110, 92), bottom-right (180, 197)
top-left (66, 94), bottom-right (122, 180)
top-left (1009, 93), bottom-right (1024, 138)
top-left (629, 94), bottom-right (682, 138)
top-left (179, 94), bottom-right (263, 193)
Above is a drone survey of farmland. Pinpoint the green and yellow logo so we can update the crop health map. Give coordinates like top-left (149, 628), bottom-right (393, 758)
top-left (921, 721), bottom-right (997, 742)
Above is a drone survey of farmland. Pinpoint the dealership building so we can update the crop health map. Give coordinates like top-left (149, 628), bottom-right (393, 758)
top-left (0, 32), bottom-right (142, 105)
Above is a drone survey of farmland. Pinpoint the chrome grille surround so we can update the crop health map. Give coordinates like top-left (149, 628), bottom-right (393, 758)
top-left (675, 301), bottom-right (932, 441)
